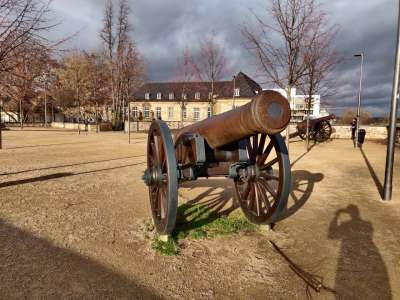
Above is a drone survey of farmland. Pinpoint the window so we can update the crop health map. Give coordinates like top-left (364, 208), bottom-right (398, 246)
top-left (182, 107), bottom-right (187, 119)
top-left (234, 88), bottom-right (240, 97)
top-left (193, 107), bottom-right (200, 121)
top-left (144, 106), bottom-right (150, 118)
top-left (157, 92), bottom-right (162, 100)
top-left (207, 106), bottom-right (212, 118)
top-left (195, 92), bottom-right (200, 100)
top-left (182, 93), bottom-right (187, 100)
top-left (156, 107), bottom-right (161, 119)
top-left (168, 107), bottom-right (174, 119)
top-left (145, 93), bottom-right (150, 100)
top-left (132, 106), bottom-right (138, 118)
top-left (169, 92), bottom-right (174, 100)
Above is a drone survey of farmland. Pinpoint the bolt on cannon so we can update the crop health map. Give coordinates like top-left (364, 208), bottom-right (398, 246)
top-left (143, 90), bottom-right (292, 235)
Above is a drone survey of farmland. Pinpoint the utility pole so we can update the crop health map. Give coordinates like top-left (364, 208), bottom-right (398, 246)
top-left (20, 98), bottom-right (23, 129)
top-left (128, 104), bottom-right (131, 144)
top-left (44, 89), bottom-right (47, 127)
top-left (354, 53), bottom-right (364, 148)
top-left (96, 102), bottom-right (99, 133)
top-left (383, 2), bottom-right (400, 201)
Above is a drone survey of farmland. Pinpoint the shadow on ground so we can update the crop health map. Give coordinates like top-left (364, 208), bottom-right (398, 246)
top-left (359, 148), bottom-right (383, 197)
top-left (176, 169), bottom-right (323, 232)
top-left (275, 170), bottom-right (324, 222)
top-left (0, 161), bottom-right (146, 188)
top-left (174, 179), bottom-right (238, 237)
top-left (328, 205), bottom-right (391, 299)
top-left (0, 219), bottom-right (160, 299)
top-left (290, 143), bottom-right (318, 167)
top-left (0, 155), bottom-right (145, 176)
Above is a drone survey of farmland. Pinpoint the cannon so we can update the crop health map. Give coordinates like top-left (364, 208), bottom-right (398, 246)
top-left (296, 114), bottom-right (335, 143)
top-left (143, 90), bottom-right (292, 235)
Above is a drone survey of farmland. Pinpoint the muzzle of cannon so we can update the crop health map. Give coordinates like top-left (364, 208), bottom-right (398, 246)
top-left (143, 90), bottom-right (292, 235)
top-left (175, 90), bottom-right (291, 149)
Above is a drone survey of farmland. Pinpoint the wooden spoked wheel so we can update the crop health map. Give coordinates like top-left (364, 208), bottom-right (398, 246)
top-left (314, 120), bottom-right (332, 142)
top-left (234, 133), bottom-right (291, 224)
top-left (299, 131), bottom-right (307, 140)
top-left (145, 120), bottom-right (178, 235)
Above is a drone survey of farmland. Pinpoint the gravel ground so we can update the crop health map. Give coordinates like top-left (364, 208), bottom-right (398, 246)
top-left (0, 128), bottom-right (399, 299)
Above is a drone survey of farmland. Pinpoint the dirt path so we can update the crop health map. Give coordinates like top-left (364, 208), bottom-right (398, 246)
top-left (0, 129), bottom-right (399, 299)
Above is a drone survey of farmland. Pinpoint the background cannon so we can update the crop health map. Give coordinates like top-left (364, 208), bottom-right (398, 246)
top-left (296, 114), bottom-right (335, 143)
top-left (143, 90), bottom-right (292, 235)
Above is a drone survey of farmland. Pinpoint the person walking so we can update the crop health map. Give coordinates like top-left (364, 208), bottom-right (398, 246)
top-left (351, 118), bottom-right (357, 147)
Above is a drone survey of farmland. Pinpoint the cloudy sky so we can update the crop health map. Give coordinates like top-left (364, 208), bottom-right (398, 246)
top-left (50, 0), bottom-right (398, 116)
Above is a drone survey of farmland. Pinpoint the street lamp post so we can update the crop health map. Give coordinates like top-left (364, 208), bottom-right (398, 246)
top-left (354, 53), bottom-right (364, 148)
top-left (232, 75), bottom-right (236, 109)
top-left (44, 88), bottom-right (47, 127)
top-left (383, 2), bottom-right (400, 201)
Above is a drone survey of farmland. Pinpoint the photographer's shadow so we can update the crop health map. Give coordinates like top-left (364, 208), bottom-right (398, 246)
top-left (328, 205), bottom-right (391, 299)
top-left (275, 170), bottom-right (324, 222)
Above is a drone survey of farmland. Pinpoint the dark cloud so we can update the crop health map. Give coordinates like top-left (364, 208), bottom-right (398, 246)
top-left (51, 0), bottom-right (398, 116)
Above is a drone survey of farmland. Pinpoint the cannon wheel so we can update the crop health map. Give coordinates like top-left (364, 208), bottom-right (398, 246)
top-left (299, 131), bottom-right (307, 140)
top-left (234, 133), bottom-right (291, 224)
top-left (299, 129), bottom-right (316, 141)
top-left (145, 120), bottom-right (178, 235)
top-left (314, 120), bottom-right (332, 142)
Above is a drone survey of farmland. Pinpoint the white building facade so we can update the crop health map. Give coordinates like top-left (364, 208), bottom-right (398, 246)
top-left (271, 88), bottom-right (328, 122)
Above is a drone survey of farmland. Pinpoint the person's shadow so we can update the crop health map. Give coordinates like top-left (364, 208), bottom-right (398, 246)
top-left (328, 205), bottom-right (391, 299)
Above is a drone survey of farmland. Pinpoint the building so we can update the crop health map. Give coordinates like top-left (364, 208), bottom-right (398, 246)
top-left (130, 72), bottom-right (261, 124)
top-left (130, 73), bottom-right (324, 125)
top-left (272, 88), bottom-right (325, 122)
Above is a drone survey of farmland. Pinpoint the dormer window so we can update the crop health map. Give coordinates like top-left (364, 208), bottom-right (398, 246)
top-left (195, 92), bottom-right (200, 100)
top-left (169, 92), bottom-right (174, 100)
top-left (234, 88), bottom-right (240, 97)
top-left (157, 92), bottom-right (162, 100)
top-left (182, 93), bottom-right (187, 100)
top-left (145, 93), bottom-right (150, 100)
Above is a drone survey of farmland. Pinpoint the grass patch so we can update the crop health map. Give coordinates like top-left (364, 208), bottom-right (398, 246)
top-left (151, 235), bottom-right (178, 256)
top-left (174, 202), bottom-right (257, 240)
top-left (151, 202), bottom-right (258, 256)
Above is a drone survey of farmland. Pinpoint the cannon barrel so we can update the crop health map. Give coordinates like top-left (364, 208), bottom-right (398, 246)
top-left (175, 90), bottom-right (291, 149)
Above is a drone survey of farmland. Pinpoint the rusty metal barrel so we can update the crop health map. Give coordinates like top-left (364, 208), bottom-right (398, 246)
top-left (175, 90), bottom-right (291, 149)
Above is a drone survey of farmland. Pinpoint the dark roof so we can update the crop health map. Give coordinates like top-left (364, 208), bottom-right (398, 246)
top-left (133, 72), bottom-right (262, 101)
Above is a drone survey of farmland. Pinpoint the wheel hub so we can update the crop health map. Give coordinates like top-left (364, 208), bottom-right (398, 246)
top-left (143, 167), bottom-right (162, 186)
top-left (238, 164), bottom-right (260, 182)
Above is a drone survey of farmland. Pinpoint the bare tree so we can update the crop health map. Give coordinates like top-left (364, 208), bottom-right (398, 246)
top-left (100, 0), bottom-right (116, 111)
top-left (0, 39), bottom-right (52, 127)
top-left (242, 0), bottom-right (321, 147)
top-left (176, 47), bottom-right (195, 127)
top-left (0, 0), bottom-right (57, 73)
top-left (192, 32), bottom-right (227, 115)
top-left (100, 0), bottom-right (144, 129)
top-left (298, 6), bottom-right (340, 150)
top-left (341, 108), bottom-right (372, 125)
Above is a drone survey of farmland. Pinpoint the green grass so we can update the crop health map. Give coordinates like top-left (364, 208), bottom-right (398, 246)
top-left (174, 202), bottom-right (257, 240)
top-left (151, 202), bottom-right (258, 256)
top-left (151, 235), bottom-right (178, 256)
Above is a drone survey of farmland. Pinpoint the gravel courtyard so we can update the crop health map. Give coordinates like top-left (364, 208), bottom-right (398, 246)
top-left (0, 128), bottom-right (399, 299)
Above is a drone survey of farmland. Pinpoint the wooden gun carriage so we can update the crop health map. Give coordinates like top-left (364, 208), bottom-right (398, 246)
top-left (143, 91), bottom-right (292, 235)
top-left (296, 114), bottom-right (335, 143)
